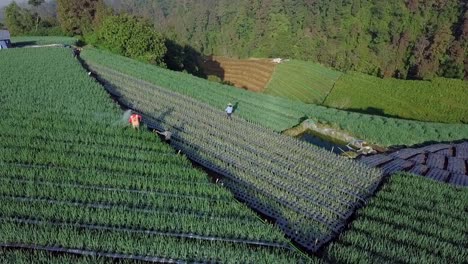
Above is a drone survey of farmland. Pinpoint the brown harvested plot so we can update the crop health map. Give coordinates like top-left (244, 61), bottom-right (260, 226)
top-left (201, 56), bottom-right (276, 92)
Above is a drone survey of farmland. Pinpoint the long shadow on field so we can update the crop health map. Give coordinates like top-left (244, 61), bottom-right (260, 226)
top-left (198, 55), bottom-right (225, 81)
top-left (164, 39), bottom-right (207, 78)
top-left (233, 102), bottom-right (239, 113)
top-left (341, 107), bottom-right (406, 120)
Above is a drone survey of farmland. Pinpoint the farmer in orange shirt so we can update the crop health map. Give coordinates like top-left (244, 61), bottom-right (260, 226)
top-left (129, 112), bottom-right (142, 130)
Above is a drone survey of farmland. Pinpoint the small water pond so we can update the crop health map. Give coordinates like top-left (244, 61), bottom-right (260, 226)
top-left (298, 130), bottom-right (349, 155)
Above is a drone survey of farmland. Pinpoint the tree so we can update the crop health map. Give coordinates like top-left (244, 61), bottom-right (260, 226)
top-left (57, 0), bottom-right (103, 35)
top-left (4, 2), bottom-right (34, 35)
top-left (96, 14), bottom-right (167, 66)
top-left (28, 0), bottom-right (45, 32)
top-left (103, 0), bottom-right (466, 80)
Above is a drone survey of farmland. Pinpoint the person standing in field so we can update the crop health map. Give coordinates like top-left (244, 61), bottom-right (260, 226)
top-left (73, 48), bottom-right (80, 59)
top-left (129, 112), bottom-right (142, 130)
top-left (225, 103), bottom-right (234, 119)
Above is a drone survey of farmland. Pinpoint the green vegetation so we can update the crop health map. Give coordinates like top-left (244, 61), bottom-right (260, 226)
top-left (107, 0), bottom-right (467, 80)
top-left (88, 62), bottom-right (383, 251)
top-left (89, 14), bottom-right (166, 66)
top-left (4, 2), bottom-right (35, 35)
top-left (0, 47), bottom-right (308, 262)
top-left (326, 173), bottom-right (468, 264)
top-left (82, 48), bottom-right (303, 131)
top-left (3, 1), bottom-right (64, 36)
top-left (324, 72), bottom-right (468, 123)
top-left (0, 249), bottom-right (136, 264)
top-left (82, 48), bottom-right (468, 147)
top-left (265, 60), bottom-right (468, 123)
top-left (265, 60), bottom-right (343, 104)
top-left (57, 0), bottom-right (106, 35)
top-left (11, 36), bottom-right (77, 46)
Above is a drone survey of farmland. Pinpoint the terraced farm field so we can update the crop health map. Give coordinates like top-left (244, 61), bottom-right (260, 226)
top-left (86, 57), bottom-right (384, 252)
top-left (82, 48), bottom-right (468, 147)
top-left (324, 72), bottom-right (468, 124)
top-left (326, 174), bottom-right (468, 264)
top-left (0, 48), bottom-right (310, 262)
top-left (264, 60), bottom-right (343, 104)
top-left (201, 56), bottom-right (276, 92)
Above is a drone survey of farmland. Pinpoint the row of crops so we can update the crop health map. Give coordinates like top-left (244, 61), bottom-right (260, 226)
top-left (0, 48), bottom-right (310, 262)
top-left (88, 62), bottom-right (383, 252)
top-left (81, 48), bottom-right (468, 147)
top-left (325, 174), bottom-right (468, 264)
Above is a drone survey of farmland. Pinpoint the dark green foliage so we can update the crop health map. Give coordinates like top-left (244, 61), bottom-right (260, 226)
top-left (4, 2), bottom-right (35, 35)
top-left (164, 39), bottom-right (206, 77)
top-left (93, 14), bottom-right (167, 66)
top-left (106, 0), bottom-right (468, 80)
top-left (57, 0), bottom-right (103, 35)
top-left (4, 1), bottom-right (66, 37)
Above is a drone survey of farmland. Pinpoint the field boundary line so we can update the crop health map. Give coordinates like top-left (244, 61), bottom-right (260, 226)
top-left (0, 217), bottom-right (293, 250)
top-left (0, 243), bottom-right (189, 263)
top-left (321, 72), bottom-right (345, 105)
top-left (263, 62), bottom-right (278, 93)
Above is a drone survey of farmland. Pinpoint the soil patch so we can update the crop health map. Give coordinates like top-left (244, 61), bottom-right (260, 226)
top-left (200, 56), bottom-right (276, 92)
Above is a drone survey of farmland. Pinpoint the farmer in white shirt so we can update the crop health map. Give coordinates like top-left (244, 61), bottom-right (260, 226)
top-left (225, 103), bottom-right (234, 119)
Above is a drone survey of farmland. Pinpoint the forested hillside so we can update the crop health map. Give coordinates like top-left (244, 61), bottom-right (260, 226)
top-left (106, 0), bottom-right (468, 80)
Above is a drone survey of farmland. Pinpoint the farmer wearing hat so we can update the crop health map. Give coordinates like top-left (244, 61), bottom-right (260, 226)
top-left (225, 103), bottom-right (234, 119)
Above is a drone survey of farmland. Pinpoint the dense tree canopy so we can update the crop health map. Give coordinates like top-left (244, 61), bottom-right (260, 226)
top-left (106, 0), bottom-right (468, 80)
top-left (57, 0), bottom-right (103, 35)
top-left (4, 2), bottom-right (35, 35)
top-left (93, 14), bottom-right (167, 66)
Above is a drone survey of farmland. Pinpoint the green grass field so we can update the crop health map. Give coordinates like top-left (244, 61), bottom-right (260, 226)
top-left (264, 60), bottom-right (468, 124)
top-left (11, 36), bottom-right (77, 47)
top-left (326, 173), bottom-right (468, 263)
top-left (264, 60), bottom-right (343, 104)
top-left (324, 72), bottom-right (468, 124)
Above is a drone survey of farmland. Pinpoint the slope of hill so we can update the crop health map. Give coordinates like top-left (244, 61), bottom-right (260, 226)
top-left (86, 61), bottom-right (384, 251)
top-left (200, 56), bottom-right (467, 124)
top-left (263, 59), bottom-right (468, 123)
top-left (0, 47), bottom-right (307, 262)
top-left (264, 60), bottom-right (343, 104)
top-left (324, 72), bottom-right (468, 124)
top-left (82, 48), bottom-right (468, 147)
